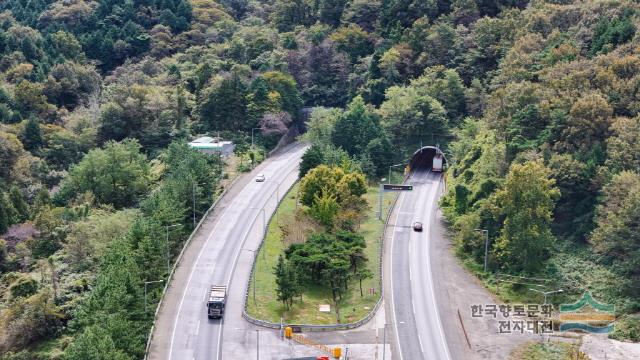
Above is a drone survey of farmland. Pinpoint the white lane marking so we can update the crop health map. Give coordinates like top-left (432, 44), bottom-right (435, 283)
top-left (215, 157), bottom-right (301, 360)
top-left (390, 185), bottom-right (408, 360)
top-left (195, 320), bottom-right (200, 336)
top-left (169, 148), bottom-right (302, 360)
top-left (424, 172), bottom-right (452, 360)
top-left (215, 211), bottom-right (260, 360)
top-left (169, 196), bottom-right (235, 359)
top-left (418, 334), bottom-right (425, 354)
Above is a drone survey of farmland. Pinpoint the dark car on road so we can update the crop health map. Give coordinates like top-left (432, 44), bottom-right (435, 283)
top-left (413, 222), bottom-right (423, 232)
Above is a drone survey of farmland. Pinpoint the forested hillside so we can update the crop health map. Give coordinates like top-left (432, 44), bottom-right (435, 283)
top-left (0, 0), bottom-right (639, 358)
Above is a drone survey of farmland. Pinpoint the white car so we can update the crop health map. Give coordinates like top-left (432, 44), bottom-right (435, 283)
top-left (255, 174), bottom-right (266, 182)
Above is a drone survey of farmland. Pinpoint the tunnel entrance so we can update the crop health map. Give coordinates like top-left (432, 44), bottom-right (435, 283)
top-left (410, 146), bottom-right (447, 171)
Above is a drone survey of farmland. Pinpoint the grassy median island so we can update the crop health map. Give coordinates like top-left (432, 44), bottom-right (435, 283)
top-left (246, 180), bottom-right (397, 324)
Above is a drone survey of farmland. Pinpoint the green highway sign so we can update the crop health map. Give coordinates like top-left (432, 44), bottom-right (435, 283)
top-left (383, 184), bottom-right (413, 191)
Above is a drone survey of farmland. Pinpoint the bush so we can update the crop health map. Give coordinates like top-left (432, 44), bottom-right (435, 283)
top-left (8, 275), bottom-right (38, 299)
top-left (610, 314), bottom-right (640, 342)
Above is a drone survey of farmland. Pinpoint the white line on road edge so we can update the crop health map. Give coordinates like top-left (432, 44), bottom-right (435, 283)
top-left (165, 145), bottom-right (303, 360)
top-left (216, 209), bottom-right (262, 360)
top-left (390, 183), bottom-right (408, 360)
top-left (216, 157), bottom-right (300, 360)
top-left (168, 197), bottom-right (234, 359)
top-left (425, 172), bottom-right (452, 360)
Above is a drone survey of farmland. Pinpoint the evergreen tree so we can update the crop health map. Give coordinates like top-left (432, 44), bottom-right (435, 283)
top-left (299, 145), bottom-right (325, 178)
top-left (32, 187), bottom-right (51, 218)
top-left (319, 0), bottom-right (348, 27)
top-left (9, 186), bottom-right (29, 223)
top-left (0, 193), bottom-right (12, 234)
top-left (21, 117), bottom-right (43, 152)
top-left (247, 77), bottom-right (274, 128)
top-left (366, 135), bottom-right (394, 177)
top-left (199, 75), bottom-right (249, 131)
top-left (274, 255), bottom-right (299, 309)
top-left (332, 96), bottom-right (381, 156)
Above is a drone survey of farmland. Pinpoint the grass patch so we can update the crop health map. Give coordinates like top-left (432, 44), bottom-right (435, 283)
top-left (509, 341), bottom-right (586, 360)
top-left (246, 182), bottom-right (397, 324)
top-left (457, 253), bottom-right (542, 305)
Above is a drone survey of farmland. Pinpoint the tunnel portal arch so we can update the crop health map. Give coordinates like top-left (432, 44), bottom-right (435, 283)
top-left (409, 146), bottom-right (447, 170)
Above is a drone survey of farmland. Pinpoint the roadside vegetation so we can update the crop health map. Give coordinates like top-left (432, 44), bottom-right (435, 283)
top-left (247, 181), bottom-right (395, 324)
top-left (510, 341), bottom-right (587, 360)
top-left (439, 0), bottom-right (640, 342)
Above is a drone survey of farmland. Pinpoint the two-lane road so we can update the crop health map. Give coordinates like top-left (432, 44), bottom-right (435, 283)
top-left (148, 144), bottom-right (306, 360)
top-left (389, 169), bottom-right (452, 360)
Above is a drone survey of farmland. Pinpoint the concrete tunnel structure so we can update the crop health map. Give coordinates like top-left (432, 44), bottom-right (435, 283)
top-left (409, 146), bottom-right (447, 171)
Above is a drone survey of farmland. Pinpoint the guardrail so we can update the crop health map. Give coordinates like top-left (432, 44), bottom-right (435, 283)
top-left (241, 175), bottom-right (407, 332)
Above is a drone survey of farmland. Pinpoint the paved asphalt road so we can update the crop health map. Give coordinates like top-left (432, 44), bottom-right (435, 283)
top-left (389, 169), bottom-right (452, 360)
top-left (148, 144), bottom-right (306, 360)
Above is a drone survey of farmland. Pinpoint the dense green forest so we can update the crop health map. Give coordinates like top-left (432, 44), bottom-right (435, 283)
top-left (0, 0), bottom-right (639, 358)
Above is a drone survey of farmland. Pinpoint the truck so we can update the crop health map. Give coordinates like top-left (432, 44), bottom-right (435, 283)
top-left (432, 153), bottom-right (444, 172)
top-left (207, 285), bottom-right (227, 319)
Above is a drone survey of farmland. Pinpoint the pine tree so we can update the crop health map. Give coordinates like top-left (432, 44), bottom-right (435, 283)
top-left (274, 254), bottom-right (299, 309)
top-left (32, 187), bottom-right (51, 218)
top-left (0, 193), bottom-right (10, 234)
top-left (21, 117), bottom-right (43, 152)
top-left (299, 145), bottom-right (325, 178)
top-left (274, 254), bottom-right (290, 308)
top-left (9, 186), bottom-right (29, 222)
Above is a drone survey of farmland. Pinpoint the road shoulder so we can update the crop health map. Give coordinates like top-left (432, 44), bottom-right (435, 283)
top-left (431, 179), bottom-right (538, 360)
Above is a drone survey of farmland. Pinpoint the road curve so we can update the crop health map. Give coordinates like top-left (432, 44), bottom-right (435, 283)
top-left (389, 169), bottom-right (452, 360)
top-left (147, 144), bottom-right (306, 360)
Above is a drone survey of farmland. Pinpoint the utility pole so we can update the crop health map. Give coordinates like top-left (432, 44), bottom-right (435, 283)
top-left (251, 128), bottom-right (261, 149)
top-left (144, 279), bottom-right (164, 313)
top-left (382, 323), bottom-right (387, 360)
top-left (474, 229), bottom-right (489, 272)
top-left (249, 207), bottom-right (267, 260)
top-left (165, 224), bottom-right (180, 274)
top-left (249, 207), bottom-right (267, 232)
top-left (378, 183), bottom-right (384, 220)
top-left (263, 180), bottom-right (280, 223)
top-left (243, 248), bottom-right (258, 304)
top-left (192, 181), bottom-right (197, 228)
top-left (388, 163), bottom-right (404, 184)
top-left (256, 329), bottom-right (260, 360)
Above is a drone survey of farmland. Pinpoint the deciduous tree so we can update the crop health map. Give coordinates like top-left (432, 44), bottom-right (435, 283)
top-left (492, 161), bottom-right (559, 273)
top-left (56, 140), bottom-right (151, 209)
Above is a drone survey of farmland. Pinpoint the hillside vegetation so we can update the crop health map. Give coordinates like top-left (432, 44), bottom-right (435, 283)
top-left (0, 0), bottom-right (639, 358)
